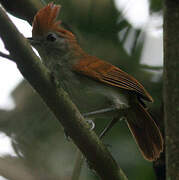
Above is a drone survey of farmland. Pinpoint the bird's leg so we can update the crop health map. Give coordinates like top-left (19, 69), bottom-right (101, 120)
top-left (82, 107), bottom-right (118, 133)
top-left (99, 109), bottom-right (127, 139)
top-left (66, 107), bottom-right (115, 140)
top-left (83, 107), bottom-right (117, 117)
top-left (99, 116), bottom-right (119, 139)
top-left (83, 107), bottom-right (127, 139)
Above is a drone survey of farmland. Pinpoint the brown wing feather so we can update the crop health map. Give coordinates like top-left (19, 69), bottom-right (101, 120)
top-left (73, 57), bottom-right (153, 102)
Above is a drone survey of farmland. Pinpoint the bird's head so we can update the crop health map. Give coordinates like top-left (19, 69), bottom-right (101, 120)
top-left (29, 3), bottom-right (78, 59)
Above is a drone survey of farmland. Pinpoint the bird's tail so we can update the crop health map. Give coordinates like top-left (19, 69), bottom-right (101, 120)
top-left (126, 102), bottom-right (163, 161)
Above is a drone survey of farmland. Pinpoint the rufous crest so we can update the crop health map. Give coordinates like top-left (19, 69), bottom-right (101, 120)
top-left (32, 2), bottom-right (75, 38)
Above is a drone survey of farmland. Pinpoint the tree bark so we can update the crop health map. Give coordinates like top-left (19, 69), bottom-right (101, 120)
top-left (163, 1), bottom-right (179, 179)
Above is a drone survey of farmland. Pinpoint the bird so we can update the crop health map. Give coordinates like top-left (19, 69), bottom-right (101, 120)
top-left (29, 2), bottom-right (163, 161)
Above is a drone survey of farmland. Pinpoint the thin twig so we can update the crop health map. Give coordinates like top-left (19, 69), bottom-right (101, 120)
top-left (0, 51), bottom-right (14, 62)
top-left (140, 64), bottom-right (163, 71)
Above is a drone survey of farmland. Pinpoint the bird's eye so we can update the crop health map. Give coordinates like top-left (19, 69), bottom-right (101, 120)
top-left (46, 33), bottom-right (57, 42)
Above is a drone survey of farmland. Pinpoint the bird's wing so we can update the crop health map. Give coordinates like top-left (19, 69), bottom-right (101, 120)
top-left (72, 57), bottom-right (153, 102)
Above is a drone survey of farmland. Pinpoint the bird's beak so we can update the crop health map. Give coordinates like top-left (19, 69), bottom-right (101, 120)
top-left (27, 37), bottom-right (40, 46)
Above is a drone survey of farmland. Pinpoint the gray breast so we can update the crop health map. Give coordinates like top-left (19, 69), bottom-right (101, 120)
top-left (52, 64), bottom-right (130, 116)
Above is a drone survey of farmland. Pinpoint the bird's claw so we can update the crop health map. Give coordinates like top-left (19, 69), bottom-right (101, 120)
top-left (85, 119), bottom-right (95, 130)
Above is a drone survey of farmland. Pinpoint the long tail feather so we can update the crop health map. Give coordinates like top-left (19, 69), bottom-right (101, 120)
top-left (126, 102), bottom-right (163, 161)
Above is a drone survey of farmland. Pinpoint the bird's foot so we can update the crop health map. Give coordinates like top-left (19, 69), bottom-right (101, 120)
top-left (85, 119), bottom-right (95, 130)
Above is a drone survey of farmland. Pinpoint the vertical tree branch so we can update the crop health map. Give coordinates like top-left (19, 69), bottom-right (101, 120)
top-left (71, 149), bottom-right (84, 180)
top-left (163, 1), bottom-right (179, 179)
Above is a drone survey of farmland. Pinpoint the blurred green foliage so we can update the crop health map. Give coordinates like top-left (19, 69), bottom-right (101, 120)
top-left (150, 0), bottom-right (162, 12)
top-left (0, 0), bottom-right (163, 179)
